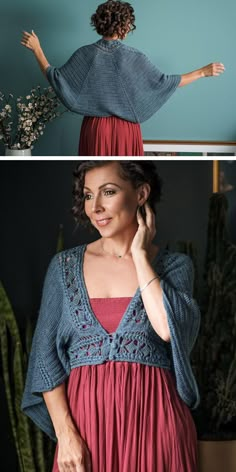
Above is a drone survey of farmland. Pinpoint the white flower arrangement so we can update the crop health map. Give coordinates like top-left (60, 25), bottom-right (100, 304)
top-left (0, 86), bottom-right (65, 150)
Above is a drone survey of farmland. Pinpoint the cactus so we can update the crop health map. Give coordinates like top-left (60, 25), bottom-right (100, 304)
top-left (192, 193), bottom-right (236, 438)
top-left (175, 240), bottom-right (199, 299)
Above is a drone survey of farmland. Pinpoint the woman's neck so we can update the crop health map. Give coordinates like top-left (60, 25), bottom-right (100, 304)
top-left (102, 35), bottom-right (119, 41)
top-left (100, 236), bottom-right (133, 259)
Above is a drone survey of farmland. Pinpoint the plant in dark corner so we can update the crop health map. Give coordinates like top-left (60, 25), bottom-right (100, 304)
top-left (0, 225), bottom-right (64, 471)
top-left (191, 192), bottom-right (236, 441)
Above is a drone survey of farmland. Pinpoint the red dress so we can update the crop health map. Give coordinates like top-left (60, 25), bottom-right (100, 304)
top-left (52, 298), bottom-right (198, 472)
top-left (78, 116), bottom-right (144, 156)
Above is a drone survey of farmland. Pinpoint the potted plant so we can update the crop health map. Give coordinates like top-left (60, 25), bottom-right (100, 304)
top-left (192, 193), bottom-right (236, 472)
top-left (0, 86), bottom-right (66, 156)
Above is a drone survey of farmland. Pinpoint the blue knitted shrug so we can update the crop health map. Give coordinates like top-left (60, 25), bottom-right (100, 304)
top-left (21, 244), bottom-right (200, 440)
top-left (46, 38), bottom-right (181, 123)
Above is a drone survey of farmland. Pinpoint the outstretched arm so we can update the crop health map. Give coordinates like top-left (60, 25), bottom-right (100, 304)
top-left (21, 30), bottom-right (50, 76)
top-left (179, 62), bottom-right (225, 87)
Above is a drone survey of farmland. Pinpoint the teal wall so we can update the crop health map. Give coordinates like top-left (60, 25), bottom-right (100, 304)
top-left (0, 0), bottom-right (235, 155)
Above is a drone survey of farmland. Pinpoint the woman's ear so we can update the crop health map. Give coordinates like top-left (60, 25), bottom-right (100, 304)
top-left (137, 183), bottom-right (151, 206)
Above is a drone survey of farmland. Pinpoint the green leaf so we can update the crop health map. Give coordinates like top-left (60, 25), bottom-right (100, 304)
top-left (0, 282), bottom-right (22, 343)
top-left (0, 284), bottom-right (24, 471)
top-left (14, 341), bottom-right (36, 472)
top-left (33, 424), bottom-right (47, 472)
top-left (56, 224), bottom-right (64, 253)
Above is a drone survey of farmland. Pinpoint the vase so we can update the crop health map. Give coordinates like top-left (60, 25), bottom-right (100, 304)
top-left (198, 440), bottom-right (236, 472)
top-left (5, 147), bottom-right (32, 156)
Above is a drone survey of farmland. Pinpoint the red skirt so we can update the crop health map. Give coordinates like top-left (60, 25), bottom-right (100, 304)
top-left (78, 116), bottom-right (144, 156)
top-left (52, 363), bottom-right (198, 472)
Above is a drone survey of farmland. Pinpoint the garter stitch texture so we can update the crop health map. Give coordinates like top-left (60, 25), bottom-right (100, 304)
top-left (46, 38), bottom-right (181, 123)
top-left (21, 244), bottom-right (200, 440)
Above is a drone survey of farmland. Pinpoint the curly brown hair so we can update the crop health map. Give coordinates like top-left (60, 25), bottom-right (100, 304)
top-left (90, 1), bottom-right (136, 39)
top-left (72, 160), bottom-right (162, 228)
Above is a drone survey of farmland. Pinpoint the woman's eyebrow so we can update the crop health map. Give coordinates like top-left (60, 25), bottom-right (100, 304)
top-left (83, 182), bottom-right (122, 190)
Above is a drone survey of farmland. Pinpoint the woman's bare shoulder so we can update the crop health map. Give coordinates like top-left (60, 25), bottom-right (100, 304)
top-left (84, 239), bottom-right (102, 257)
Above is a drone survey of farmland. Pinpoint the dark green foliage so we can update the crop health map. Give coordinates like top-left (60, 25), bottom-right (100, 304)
top-left (0, 282), bottom-right (36, 471)
top-left (192, 193), bottom-right (236, 438)
top-left (56, 224), bottom-right (64, 254)
top-left (175, 240), bottom-right (199, 299)
top-left (0, 226), bottom-right (64, 470)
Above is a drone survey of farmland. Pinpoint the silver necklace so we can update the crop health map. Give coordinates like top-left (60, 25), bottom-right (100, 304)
top-left (101, 241), bottom-right (123, 258)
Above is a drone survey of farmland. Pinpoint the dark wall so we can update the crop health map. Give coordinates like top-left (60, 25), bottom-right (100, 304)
top-left (0, 159), bottom-right (213, 469)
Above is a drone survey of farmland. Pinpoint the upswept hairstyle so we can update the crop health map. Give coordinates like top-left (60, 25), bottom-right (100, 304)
top-left (72, 160), bottom-right (163, 227)
top-left (90, 1), bottom-right (136, 39)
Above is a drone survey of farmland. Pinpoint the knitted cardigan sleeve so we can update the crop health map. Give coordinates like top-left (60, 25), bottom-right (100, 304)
top-left (160, 253), bottom-right (200, 409)
top-left (46, 42), bottom-right (181, 123)
top-left (46, 46), bottom-right (95, 113)
top-left (115, 48), bottom-right (181, 122)
top-left (21, 254), bottom-right (70, 440)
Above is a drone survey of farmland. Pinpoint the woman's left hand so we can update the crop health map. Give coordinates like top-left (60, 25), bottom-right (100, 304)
top-left (201, 62), bottom-right (225, 77)
top-left (131, 202), bottom-right (156, 260)
top-left (21, 30), bottom-right (41, 52)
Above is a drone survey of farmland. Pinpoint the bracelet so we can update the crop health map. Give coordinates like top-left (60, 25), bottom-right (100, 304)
top-left (140, 275), bottom-right (159, 293)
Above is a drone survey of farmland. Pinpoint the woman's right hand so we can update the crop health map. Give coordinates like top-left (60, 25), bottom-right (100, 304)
top-left (201, 62), bottom-right (225, 77)
top-left (57, 426), bottom-right (92, 472)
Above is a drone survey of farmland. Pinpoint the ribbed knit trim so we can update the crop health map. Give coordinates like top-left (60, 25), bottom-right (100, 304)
top-left (95, 38), bottom-right (122, 51)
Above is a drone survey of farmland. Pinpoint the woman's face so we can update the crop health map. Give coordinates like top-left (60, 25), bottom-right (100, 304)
top-left (83, 162), bottom-right (144, 237)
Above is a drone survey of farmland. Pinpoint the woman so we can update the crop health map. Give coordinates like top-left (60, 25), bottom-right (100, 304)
top-left (21, 1), bottom-right (225, 156)
top-left (22, 160), bottom-right (201, 471)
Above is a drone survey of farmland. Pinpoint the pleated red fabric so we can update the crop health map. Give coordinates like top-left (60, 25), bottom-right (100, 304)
top-left (78, 116), bottom-right (144, 156)
top-left (52, 298), bottom-right (198, 472)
